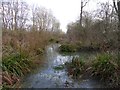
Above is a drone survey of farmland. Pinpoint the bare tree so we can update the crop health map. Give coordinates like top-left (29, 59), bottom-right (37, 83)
top-left (1, 2), bottom-right (12, 30)
top-left (31, 6), bottom-right (60, 32)
top-left (31, 5), bottom-right (36, 31)
top-left (1, 1), bottom-right (6, 30)
top-left (1, 0), bottom-right (29, 30)
top-left (80, 0), bottom-right (89, 26)
top-left (51, 17), bottom-right (60, 32)
top-left (113, 0), bottom-right (120, 30)
top-left (18, 2), bottom-right (29, 30)
top-left (113, 0), bottom-right (120, 49)
top-left (95, 2), bottom-right (114, 41)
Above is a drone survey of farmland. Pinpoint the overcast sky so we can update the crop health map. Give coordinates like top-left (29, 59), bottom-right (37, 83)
top-left (25, 0), bottom-right (112, 32)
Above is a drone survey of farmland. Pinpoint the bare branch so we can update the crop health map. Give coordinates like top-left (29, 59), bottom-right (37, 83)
top-left (113, 0), bottom-right (118, 13)
top-left (82, 0), bottom-right (90, 8)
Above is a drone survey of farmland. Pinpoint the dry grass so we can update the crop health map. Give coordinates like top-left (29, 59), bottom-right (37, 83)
top-left (2, 29), bottom-right (55, 87)
top-left (2, 30), bottom-right (53, 56)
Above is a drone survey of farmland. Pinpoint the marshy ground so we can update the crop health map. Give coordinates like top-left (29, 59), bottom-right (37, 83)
top-left (21, 44), bottom-right (109, 88)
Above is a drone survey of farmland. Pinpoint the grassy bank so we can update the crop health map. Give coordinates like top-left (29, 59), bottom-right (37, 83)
top-left (92, 52), bottom-right (120, 87)
top-left (2, 30), bottom-right (60, 88)
top-left (63, 52), bottom-right (120, 87)
top-left (59, 44), bottom-right (77, 52)
top-left (65, 57), bottom-right (85, 79)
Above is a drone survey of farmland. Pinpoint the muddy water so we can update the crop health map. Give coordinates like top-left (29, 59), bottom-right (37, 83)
top-left (21, 44), bottom-right (106, 88)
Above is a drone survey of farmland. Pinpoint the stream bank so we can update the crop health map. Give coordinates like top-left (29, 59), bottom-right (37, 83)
top-left (21, 44), bottom-right (108, 88)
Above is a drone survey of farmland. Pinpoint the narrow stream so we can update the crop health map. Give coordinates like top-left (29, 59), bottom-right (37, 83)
top-left (21, 44), bottom-right (106, 88)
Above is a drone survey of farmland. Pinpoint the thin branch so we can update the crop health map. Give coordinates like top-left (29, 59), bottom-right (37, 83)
top-left (82, 0), bottom-right (90, 8)
top-left (113, 0), bottom-right (118, 13)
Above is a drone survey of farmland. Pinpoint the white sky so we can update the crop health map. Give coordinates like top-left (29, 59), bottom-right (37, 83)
top-left (25, 0), bottom-right (112, 32)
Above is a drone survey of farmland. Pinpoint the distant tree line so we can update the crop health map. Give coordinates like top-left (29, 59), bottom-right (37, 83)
top-left (1, 0), bottom-right (61, 32)
top-left (67, 1), bottom-right (118, 50)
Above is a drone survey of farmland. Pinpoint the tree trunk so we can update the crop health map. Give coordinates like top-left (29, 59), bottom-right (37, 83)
top-left (117, 1), bottom-right (120, 30)
top-left (117, 1), bottom-right (120, 50)
top-left (113, 0), bottom-right (120, 49)
top-left (80, 1), bottom-right (83, 27)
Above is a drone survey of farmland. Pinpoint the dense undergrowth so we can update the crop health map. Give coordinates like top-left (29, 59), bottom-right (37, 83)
top-left (65, 57), bottom-right (85, 79)
top-left (59, 44), bottom-right (77, 52)
top-left (2, 29), bottom-right (120, 88)
top-left (92, 52), bottom-right (120, 86)
top-left (59, 41), bottom-right (120, 87)
top-left (2, 30), bottom-right (60, 88)
top-left (64, 52), bottom-right (120, 87)
top-left (2, 52), bottom-right (32, 87)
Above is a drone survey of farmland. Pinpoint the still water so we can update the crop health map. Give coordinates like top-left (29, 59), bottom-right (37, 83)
top-left (21, 44), bottom-right (106, 88)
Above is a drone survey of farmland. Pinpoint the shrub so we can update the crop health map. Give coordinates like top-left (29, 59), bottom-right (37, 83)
top-left (2, 52), bottom-right (33, 85)
top-left (36, 48), bottom-right (44, 55)
top-left (49, 38), bottom-right (55, 42)
top-left (49, 38), bottom-right (60, 44)
top-left (65, 57), bottom-right (85, 78)
top-left (59, 44), bottom-right (76, 52)
top-left (56, 40), bottom-right (59, 43)
top-left (92, 53), bottom-right (119, 86)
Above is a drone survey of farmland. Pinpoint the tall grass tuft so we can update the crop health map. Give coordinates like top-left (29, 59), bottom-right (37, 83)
top-left (92, 52), bottom-right (120, 86)
top-left (2, 52), bottom-right (33, 85)
top-left (59, 44), bottom-right (76, 52)
top-left (2, 30), bottom-right (58, 86)
top-left (65, 57), bottom-right (85, 79)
